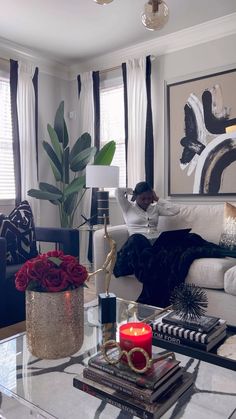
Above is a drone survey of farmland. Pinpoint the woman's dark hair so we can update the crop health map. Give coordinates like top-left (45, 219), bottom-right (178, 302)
top-left (131, 181), bottom-right (152, 201)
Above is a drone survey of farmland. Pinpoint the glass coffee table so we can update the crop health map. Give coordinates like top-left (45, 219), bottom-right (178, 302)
top-left (0, 298), bottom-right (235, 419)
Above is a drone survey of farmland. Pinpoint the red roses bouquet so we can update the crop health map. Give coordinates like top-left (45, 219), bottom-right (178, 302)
top-left (15, 250), bottom-right (88, 293)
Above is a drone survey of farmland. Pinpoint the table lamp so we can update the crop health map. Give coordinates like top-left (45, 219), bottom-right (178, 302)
top-left (86, 165), bottom-right (119, 224)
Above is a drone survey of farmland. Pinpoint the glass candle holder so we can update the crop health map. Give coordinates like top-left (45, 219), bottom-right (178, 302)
top-left (119, 322), bottom-right (152, 369)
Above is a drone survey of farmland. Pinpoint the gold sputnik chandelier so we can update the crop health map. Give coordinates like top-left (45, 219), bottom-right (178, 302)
top-left (94, 0), bottom-right (169, 31)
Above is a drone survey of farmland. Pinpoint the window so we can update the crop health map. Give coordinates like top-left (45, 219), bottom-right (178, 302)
top-left (0, 76), bottom-right (15, 200)
top-left (100, 84), bottom-right (126, 190)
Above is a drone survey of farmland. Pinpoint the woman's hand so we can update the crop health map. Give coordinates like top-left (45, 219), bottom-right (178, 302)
top-left (152, 191), bottom-right (159, 202)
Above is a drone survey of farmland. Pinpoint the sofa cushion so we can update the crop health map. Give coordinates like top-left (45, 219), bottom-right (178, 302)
top-left (0, 200), bottom-right (38, 265)
top-left (185, 257), bottom-right (236, 289)
top-left (224, 265), bottom-right (236, 296)
top-left (219, 202), bottom-right (236, 250)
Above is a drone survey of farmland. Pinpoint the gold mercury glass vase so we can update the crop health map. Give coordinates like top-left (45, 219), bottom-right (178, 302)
top-left (26, 287), bottom-right (84, 359)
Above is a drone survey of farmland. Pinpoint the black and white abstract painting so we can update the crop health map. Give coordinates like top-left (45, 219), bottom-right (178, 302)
top-left (167, 68), bottom-right (236, 196)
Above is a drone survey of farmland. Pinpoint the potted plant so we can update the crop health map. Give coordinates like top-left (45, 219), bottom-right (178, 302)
top-left (28, 101), bottom-right (116, 227)
top-left (15, 250), bottom-right (88, 359)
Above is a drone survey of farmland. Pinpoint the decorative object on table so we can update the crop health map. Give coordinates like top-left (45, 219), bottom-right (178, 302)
top-left (15, 250), bottom-right (88, 359)
top-left (86, 164), bottom-right (119, 225)
top-left (162, 311), bottom-right (219, 333)
top-left (170, 283), bottom-right (208, 321)
top-left (88, 348), bottom-right (180, 386)
top-left (73, 370), bottom-right (194, 419)
top-left (217, 335), bottom-right (236, 360)
top-left (88, 216), bottom-right (117, 339)
top-left (28, 101), bottom-right (116, 228)
top-left (151, 316), bottom-right (227, 352)
top-left (119, 322), bottom-right (153, 370)
top-left (219, 202), bottom-right (236, 250)
top-left (82, 363), bottom-right (183, 403)
top-left (101, 339), bottom-right (175, 374)
top-left (98, 293), bottom-right (116, 324)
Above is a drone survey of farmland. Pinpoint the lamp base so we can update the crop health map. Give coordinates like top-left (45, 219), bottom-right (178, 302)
top-left (97, 191), bottom-right (109, 224)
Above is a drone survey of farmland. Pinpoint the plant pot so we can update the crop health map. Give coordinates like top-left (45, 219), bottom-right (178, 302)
top-left (26, 287), bottom-right (84, 359)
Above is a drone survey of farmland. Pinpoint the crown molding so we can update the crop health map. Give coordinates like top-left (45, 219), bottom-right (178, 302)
top-left (0, 13), bottom-right (235, 81)
top-left (0, 37), bottom-right (69, 80)
top-left (69, 12), bottom-right (236, 79)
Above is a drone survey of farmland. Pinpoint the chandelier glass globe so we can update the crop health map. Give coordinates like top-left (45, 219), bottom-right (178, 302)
top-left (94, 0), bottom-right (113, 4)
top-left (142, 0), bottom-right (169, 31)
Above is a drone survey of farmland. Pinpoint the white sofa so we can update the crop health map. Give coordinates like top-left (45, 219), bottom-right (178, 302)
top-left (93, 203), bottom-right (236, 326)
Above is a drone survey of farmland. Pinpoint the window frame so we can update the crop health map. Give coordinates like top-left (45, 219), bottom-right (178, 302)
top-left (0, 66), bottom-right (16, 207)
top-left (100, 73), bottom-right (126, 196)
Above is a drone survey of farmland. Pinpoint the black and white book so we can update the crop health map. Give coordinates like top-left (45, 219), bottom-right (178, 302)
top-left (151, 318), bottom-right (227, 344)
top-left (152, 329), bottom-right (227, 352)
top-left (162, 312), bottom-right (220, 333)
top-left (73, 371), bottom-right (194, 419)
top-left (83, 365), bottom-right (183, 403)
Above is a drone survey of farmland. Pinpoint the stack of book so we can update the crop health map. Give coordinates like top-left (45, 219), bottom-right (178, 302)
top-left (73, 349), bottom-right (194, 419)
top-left (151, 312), bottom-right (227, 351)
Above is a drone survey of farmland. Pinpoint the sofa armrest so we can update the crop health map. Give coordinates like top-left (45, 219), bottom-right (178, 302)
top-left (93, 224), bottom-right (129, 294)
top-left (0, 237), bottom-right (7, 280)
top-left (35, 227), bottom-right (79, 257)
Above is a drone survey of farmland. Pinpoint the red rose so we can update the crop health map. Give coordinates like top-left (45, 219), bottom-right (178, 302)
top-left (15, 262), bottom-right (30, 291)
top-left (15, 250), bottom-right (87, 293)
top-left (63, 261), bottom-right (88, 287)
top-left (42, 269), bottom-right (68, 292)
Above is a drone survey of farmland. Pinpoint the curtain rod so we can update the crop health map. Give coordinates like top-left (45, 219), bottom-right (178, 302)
top-left (99, 55), bottom-right (156, 74)
top-left (100, 65), bottom-right (120, 74)
top-left (0, 56), bottom-right (9, 63)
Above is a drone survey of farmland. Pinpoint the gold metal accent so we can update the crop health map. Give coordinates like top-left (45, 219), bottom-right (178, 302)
top-left (88, 215), bottom-right (117, 295)
top-left (101, 339), bottom-right (175, 374)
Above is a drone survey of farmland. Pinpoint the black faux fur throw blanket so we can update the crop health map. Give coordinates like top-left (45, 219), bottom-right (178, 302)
top-left (113, 231), bottom-right (236, 308)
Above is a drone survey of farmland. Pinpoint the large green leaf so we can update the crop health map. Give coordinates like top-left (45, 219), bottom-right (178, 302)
top-left (64, 175), bottom-right (85, 198)
top-left (63, 192), bottom-right (78, 216)
top-left (28, 189), bottom-right (62, 202)
top-left (69, 132), bottom-right (92, 164)
top-left (39, 182), bottom-right (62, 205)
top-left (54, 101), bottom-right (69, 148)
top-left (47, 124), bottom-right (62, 163)
top-left (43, 141), bottom-right (62, 181)
top-left (70, 147), bottom-right (97, 172)
top-left (63, 146), bottom-right (70, 184)
top-left (39, 182), bottom-right (62, 195)
top-left (94, 141), bottom-right (116, 165)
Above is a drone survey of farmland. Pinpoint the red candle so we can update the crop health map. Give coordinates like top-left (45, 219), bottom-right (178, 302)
top-left (119, 322), bottom-right (152, 369)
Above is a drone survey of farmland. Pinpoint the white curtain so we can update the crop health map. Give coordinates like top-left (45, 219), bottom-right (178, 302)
top-left (77, 72), bottom-right (94, 265)
top-left (126, 57), bottom-right (147, 188)
top-left (17, 61), bottom-right (40, 225)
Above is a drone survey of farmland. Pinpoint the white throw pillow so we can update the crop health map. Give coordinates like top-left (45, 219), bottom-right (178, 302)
top-left (219, 202), bottom-right (236, 250)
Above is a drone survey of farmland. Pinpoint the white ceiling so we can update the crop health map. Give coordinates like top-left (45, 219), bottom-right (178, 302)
top-left (0, 0), bottom-right (235, 65)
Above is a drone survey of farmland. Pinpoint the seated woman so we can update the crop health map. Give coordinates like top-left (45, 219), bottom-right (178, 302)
top-left (114, 182), bottom-right (233, 308)
top-left (115, 181), bottom-right (179, 240)
top-left (114, 182), bottom-right (181, 306)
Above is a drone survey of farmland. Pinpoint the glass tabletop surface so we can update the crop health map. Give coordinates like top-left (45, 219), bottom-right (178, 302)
top-left (0, 298), bottom-right (235, 419)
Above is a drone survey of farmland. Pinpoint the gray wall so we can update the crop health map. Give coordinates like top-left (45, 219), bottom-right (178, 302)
top-left (152, 34), bottom-right (236, 202)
